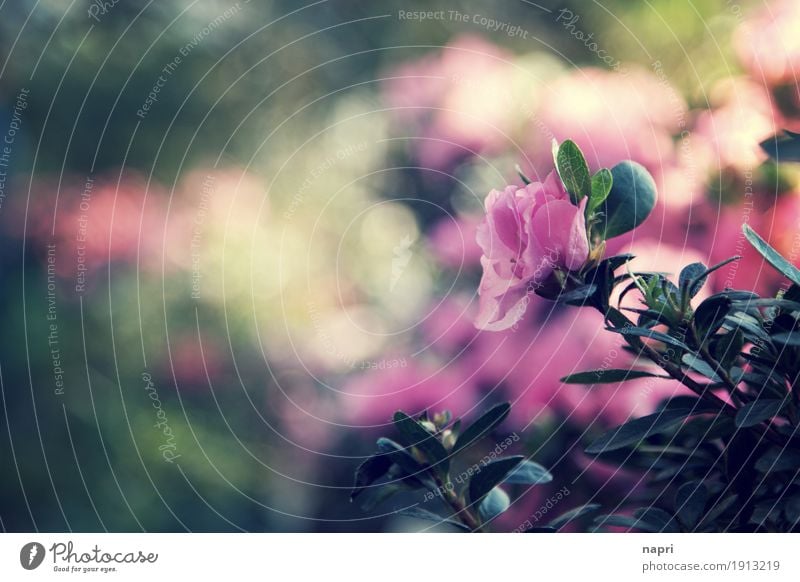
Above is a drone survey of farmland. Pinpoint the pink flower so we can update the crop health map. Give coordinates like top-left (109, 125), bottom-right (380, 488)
top-left (532, 67), bottom-right (685, 174)
top-left (475, 171), bottom-right (589, 331)
top-left (736, 0), bottom-right (800, 86)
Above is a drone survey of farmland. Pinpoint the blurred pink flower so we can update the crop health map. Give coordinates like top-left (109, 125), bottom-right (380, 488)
top-left (692, 78), bottom-right (776, 172)
top-left (532, 67), bottom-right (685, 173)
top-left (475, 172), bottom-right (588, 331)
top-left (382, 35), bottom-right (518, 169)
top-left (340, 358), bottom-right (478, 424)
top-left (427, 214), bottom-right (483, 269)
top-left (736, 0), bottom-right (800, 86)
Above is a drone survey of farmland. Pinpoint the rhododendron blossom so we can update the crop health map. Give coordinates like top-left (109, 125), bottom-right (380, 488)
top-left (475, 170), bottom-right (589, 331)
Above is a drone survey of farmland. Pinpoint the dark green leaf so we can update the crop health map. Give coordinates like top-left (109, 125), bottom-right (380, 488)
top-left (754, 447), bottom-right (800, 472)
top-left (452, 402), bottom-right (511, 455)
top-left (392, 411), bottom-right (450, 474)
top-left (395, 507), bottom-right (470, 532)
top-left (697, 495), bottom-right (738, 531)
top-left (376, 437), bottom-right (429, 482)
top-left (356, 482), bottom-right (401, 511)
top-left (468, 456), bottom-right (524, 506)
top-left (771, 331), bottom-right (800, 346)
top-left (735, 399), bottom-right (785, 428)
top-left (760, 131), bottom-right (800, 162)
top-left (598, 161), bottom-right (657, 238)
top-left (675, 482), bottom-right (707, 530)
top-left (681, 353), bottom-right (722, 382)
top-left (548, 504), bottom-right (601, 530)
top-left (634, 507), bottom-right (680, 532)
top-left (555, 139), bottom-right (592, 204)
top-left (593, 514), bottom-right (656, 532)
top-left (478, 487), bottom-right (510, 522)
top-left (503, 460), bottom-right (553, 485)
top-left (560, 368), bottom-right (666, 384)
top-left (350, 454), bottom-right (392, 500)
top-left (556, 284), bottom-right (598, 306)
top-left (679, 262), bottom-right (707, 299)
top-left (694, 296), bottom-right (733, 338)
top-left (743, 224), bottom-right (800, 286)
top-left (585, 408), bottom-right (698, 454)
top-left (607, 325), bottom-right (690, 350)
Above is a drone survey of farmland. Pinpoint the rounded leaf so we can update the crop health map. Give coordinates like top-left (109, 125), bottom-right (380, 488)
top-left (599, 161), bottom-right (657, 239)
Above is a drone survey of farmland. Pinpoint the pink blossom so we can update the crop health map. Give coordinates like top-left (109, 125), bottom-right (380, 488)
top-left (736, 0), bottom-right (800, 86)
top-left (532, 67), bottom-right (685, 174)
top-left (692, 78), bottom-right (776, 173)
top-left (475, 171), bottom-right (589, 331)
top-left (382, 35), bottom-right (519, 169)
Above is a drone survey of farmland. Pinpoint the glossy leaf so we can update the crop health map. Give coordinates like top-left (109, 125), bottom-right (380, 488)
top-left (478, 487), bottom-right (511, 522)
top-left (503, 460), bottom-right (553, 485)
top-left (350, 454), bottom-right (392, 500)
top-left (598, 161), bottom-right (657, 238)
top-left (555, 139), bottom-right (592, 204)
top-left (743, 223), bottom-right (800, 286)
top-left (396, 507), bottom-right (470, 532)
top-left (735, 398), bottom-right (785, 428)
top-left (585, 408), bottom-right (698, 454)
top-left (607, 325), bottom-right (690, 350)
top-left (560, 368), bottom-right (665, 384)
top-left (468, 456), bottom-right (523, 506)
top-left (675, 481), bottom-right (707, 530)
top-left (548, 504), bottom-right (601, 530)
top-left (392, 411), bottom-right (450, 474)
top-left (588, 168), bottom-right (613, 215)
top-left (452, 402), bottom-right (511, 455)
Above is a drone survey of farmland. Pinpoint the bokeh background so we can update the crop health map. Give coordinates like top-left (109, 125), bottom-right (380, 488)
top-left (1, 0), bottom-right (799, 531)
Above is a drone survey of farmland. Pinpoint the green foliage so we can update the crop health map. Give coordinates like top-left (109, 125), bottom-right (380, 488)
top-left (598, 161), bottom-right (658, 239)
top-left (352, 403), bottom-right (552, 532)
top-left (564, 223), bottom-right (800, 532)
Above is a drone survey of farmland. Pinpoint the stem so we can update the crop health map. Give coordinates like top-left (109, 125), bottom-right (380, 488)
top-left (604, 307), bottom-right (788, 446)
top-left (433, 473), bottom-right (482, 532)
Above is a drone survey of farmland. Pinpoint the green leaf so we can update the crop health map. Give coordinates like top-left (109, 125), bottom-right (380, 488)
top-left (395, 507), bottom-right (470, 532)
top-left (548, 504), bottom-right (601, 530)
top-left (478, 487), bottom-right (510, 522)
top-left (697, 495), bottom-right (738, 530)
top-left (754, 447), bottom-right (800, 472)
top-left (735, 398), bottom-right (785, 428)
top-left (350, 454), bottom-right (392, 500)
top-left (681, 353), bottom-right (722, 382)
top-left (392, 411), bottom-right (450, 475)
top-left (468, 456), bottom-right (523, 506)
top-left (743, 224), bottom-right (800, 286)
top-left (593, 514), bottom-right (656, 532)
top-left (555, 284), bottom-right (598, 306)
top-left (771, 331), bottom-right (800, 346)
top-left (760, 130), bottom-right (800, 162)
top-left (607, 325), bottom-right (690, 350)
top-left (598, 161), bottom-right (657, 239)
top-left (634, 507), bottom-right (680, 532)
top-left (451, 402), bottom-right (511, 455)
top-left (503, 460), bottom-right (553, 485)
top-left (674, 482), bottom-right (707, 530)
top-left (679, 262), bottom-right (707, 299)
top-left (555, 139), bottom-right (592, 204)
top-left (694, 296), bottom-right (733, 339)
top-left (585, 408), bottom-right (698, 454)
top-left (375, 438), bottom-right (429, 484)
top-left (560, 368), bottom-right (666, 384)
top-left (588, 168), bottom-right (613, 215)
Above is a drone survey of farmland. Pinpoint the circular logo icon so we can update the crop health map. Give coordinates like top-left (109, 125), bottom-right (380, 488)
top-left (20, 542), bottom-right (45, 570)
